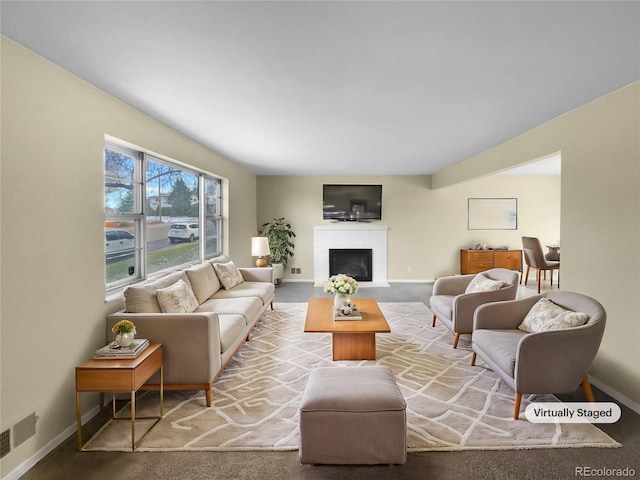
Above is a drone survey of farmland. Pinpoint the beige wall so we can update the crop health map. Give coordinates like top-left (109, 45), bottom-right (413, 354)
top-left (433, 81), bottom-right (640, 407)
top-left (257, 174), bottom-right (560, 281)
top-left (0, 37), bottom-right (257, 476)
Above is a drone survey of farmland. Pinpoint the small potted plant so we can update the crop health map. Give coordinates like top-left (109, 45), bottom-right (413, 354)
top-left (261, 217), bottom-right (296, 284)
top-left (112, 319), bottom-right (136, 347)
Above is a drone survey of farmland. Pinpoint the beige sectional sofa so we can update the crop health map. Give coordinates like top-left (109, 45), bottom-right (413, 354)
top-left (106, 256), bottom-right (275, 406)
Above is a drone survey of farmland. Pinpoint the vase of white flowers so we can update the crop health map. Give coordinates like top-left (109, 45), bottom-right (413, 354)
top-left (324, 274), bottom-right (359, 313)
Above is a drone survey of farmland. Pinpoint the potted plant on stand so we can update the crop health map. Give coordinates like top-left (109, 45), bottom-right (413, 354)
top-left (261, 217), bottom-right (296, 285)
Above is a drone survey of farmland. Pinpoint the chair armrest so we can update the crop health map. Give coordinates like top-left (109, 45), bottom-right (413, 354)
top-left (452, 285), bottom-right (525, 332)
top-left (515, 325), bottom-right (605, 393)
top-left (107, 312), bottom-right (222, 385)
top-left (473, 296), bottom-right (542, 331)
top-left (239, 267), bottom-right (274, 283)
top-left (433, 275), bottom-right (474, 296)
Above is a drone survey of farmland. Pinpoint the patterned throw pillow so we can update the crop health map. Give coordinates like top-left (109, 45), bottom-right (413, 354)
top-left (464, 273), bottom-right (505, 293)
top-left (156, 279), bottom-right (199, 313)
top-left (212, 261), bottom-right (245, 290)
top-left (518, 297), bottom-right (589, 333)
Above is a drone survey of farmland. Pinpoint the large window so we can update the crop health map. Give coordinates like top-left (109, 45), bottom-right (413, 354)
top-left (105, 141), bottom-right (222, 294)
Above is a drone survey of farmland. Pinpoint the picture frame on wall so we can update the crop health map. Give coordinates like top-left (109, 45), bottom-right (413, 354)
top-left (468, 198), bottom-right (517, 230)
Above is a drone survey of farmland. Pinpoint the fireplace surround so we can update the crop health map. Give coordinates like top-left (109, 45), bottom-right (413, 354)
top-left (314, 225), bottom-right (389, 286)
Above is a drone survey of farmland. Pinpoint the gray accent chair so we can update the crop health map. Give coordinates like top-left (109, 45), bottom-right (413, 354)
top-left (429, 268), bottom-right (519, 348)
top-left (522, 236), bottom-right (560, 293)
top-left (471, 291), bottom-right (606, 419)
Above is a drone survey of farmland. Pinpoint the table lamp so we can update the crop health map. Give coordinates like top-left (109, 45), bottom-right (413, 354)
top-left (251, 237), bottom-right (270, 267)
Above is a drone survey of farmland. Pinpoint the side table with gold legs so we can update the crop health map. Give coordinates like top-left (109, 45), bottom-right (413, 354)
top-left (75, 343), bottom-right (164, 451)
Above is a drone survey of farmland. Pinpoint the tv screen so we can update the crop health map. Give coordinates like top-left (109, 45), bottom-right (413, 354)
top-left (323, 184), bottom-right (382, 221)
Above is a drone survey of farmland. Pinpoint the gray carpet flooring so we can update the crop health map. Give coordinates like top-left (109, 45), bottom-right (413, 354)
top-left (20, 282), bottom-right (640, 480)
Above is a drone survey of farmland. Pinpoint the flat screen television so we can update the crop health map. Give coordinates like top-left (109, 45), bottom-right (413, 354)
top-left (323, 184), bottom-right (382, 221)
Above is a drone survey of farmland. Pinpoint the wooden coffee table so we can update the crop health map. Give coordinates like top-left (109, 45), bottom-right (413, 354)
top-left (304, 298), bottom-right (390, 360)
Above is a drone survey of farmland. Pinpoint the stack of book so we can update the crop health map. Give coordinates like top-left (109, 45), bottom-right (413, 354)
top-left (93, 338), bottom-right (149, 359)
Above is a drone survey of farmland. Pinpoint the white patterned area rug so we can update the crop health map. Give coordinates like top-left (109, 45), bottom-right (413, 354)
top-left (84, 302), bottom-right (620, 452)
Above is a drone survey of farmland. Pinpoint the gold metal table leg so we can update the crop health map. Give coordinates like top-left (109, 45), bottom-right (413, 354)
top-left (131, 391), bottom-right (136, 451)
top-left (76, 392), bottom-right (82, 451)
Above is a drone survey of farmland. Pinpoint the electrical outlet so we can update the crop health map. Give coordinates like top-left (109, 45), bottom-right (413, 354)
top-left (407, 266), bottom-right (412, 273)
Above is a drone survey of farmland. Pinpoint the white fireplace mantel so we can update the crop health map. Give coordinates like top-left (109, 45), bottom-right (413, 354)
top-left (314, 225), bottom-right (389, 287)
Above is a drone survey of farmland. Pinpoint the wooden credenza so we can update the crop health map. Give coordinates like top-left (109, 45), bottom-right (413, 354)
top-left (460, 249), bottom-right (522, 274)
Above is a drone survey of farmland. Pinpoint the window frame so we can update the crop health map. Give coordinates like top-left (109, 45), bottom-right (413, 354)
top-left (105, 140), bottom-right (223, 298)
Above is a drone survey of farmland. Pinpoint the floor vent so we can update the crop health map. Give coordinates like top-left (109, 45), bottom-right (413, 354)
top-left (13, 413), bottom-right (37, 448)
top-left (0, 429), bottom-right (10, 458)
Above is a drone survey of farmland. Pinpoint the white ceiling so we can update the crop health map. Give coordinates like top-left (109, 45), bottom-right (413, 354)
top-left (1, 1), bottom-right (638, 176)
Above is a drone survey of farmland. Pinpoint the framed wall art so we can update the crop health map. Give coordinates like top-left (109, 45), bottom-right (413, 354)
top-left (468, 198), bottom-right (517, 230)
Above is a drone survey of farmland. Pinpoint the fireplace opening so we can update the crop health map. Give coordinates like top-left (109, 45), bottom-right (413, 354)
top-left (329, 249), bottom-right (373, 282)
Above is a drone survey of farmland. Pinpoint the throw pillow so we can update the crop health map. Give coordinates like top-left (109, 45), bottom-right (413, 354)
top-left (518, 297), bottom-right (589, 333)
top-left (212, 261), bottom-right (245, 290)
top-left (156, 279), bottom-right (199, 313)
top-left (465, 273), bottom-right (505, 293)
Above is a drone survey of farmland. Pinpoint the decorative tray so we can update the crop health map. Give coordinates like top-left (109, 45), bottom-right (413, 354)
top-left (334, 305), bottom-right (363, 321)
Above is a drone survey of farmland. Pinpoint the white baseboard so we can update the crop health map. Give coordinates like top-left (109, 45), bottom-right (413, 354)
top-left (3, 405), bottom-right (100, 480)
top-left (281, 278), bottom-right (435, 284)
top-left (387, 279), bottom-right (435, 283)
top-left (589, 376), bottom-right (640, 415)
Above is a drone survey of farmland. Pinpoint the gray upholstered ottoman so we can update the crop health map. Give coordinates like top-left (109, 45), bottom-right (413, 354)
top-left (298, 366), bottom-right (407, 465)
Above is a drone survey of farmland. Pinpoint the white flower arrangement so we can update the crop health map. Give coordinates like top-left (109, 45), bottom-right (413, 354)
top-left (324, 274), bottom-right (359, 297)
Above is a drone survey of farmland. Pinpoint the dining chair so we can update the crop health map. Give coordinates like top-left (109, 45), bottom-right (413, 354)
top-left (521, 236), bottom-right (560, 293)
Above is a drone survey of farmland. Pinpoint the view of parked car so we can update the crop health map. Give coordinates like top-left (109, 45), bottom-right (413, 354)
top-left (168, 222), bottom-right (199, 243)
top-left (105, 228), bottom-right (135, 260)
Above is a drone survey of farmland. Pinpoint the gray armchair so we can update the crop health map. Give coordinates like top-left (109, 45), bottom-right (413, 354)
top-left (471, 291), bottom-right (606, 419)
top-left (429, 268), bottom-right (519, 348)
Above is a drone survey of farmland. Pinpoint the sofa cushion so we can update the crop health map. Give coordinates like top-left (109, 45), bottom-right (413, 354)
top-left (211, 281), bottom-right (275, 307)
top-left (212, 261), bottom-right (245, 290)
top-left (518, 298), bottom-right (589, 333)
top-left (123, 271), bottom-right (191, 313)
top-left (156, 279), bottom-right (199, 313)
top-left (465, 273), bottom-right (505, 293)
top-left (473, 329), bottom-right (525, 376)
top-left (185, 262), bottom-right (221, 304)
top-left (218, 314), bottom-right (247, 353)
top-left (196, 296), bottom-right (263, 325)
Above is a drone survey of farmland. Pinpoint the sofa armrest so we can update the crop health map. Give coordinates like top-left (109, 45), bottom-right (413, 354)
top-left (432, 274), bottom-right (474, 296)
top-left (239, 267), bottom-right (274, 283)
top-left (473, 296), bottom-right (542, 331)
top-left (106, 311), bottom-right (222, 385)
